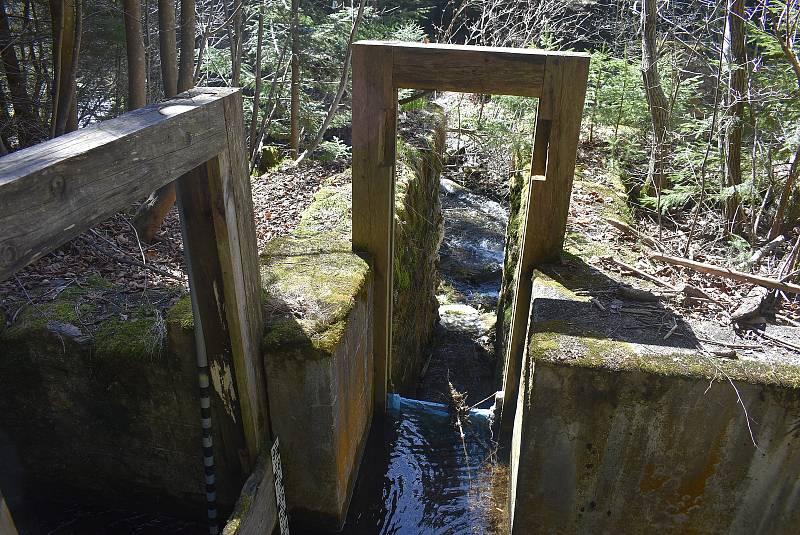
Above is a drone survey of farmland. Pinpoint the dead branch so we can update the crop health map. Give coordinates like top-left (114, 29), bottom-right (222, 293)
top-left (604, 217), bottom-right (664, 251)
top-left (601, 256), bottom-right (676, 289)
top-left (650, 253), bottom-right (800, 294)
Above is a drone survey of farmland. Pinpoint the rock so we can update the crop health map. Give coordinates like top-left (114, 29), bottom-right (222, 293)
top-left (46, 320), bottom-right (91, 345)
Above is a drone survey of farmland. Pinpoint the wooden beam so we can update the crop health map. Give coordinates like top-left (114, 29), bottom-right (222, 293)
top-left (0, 88), bottom-right (235, 282)
top-left (175, 90), bottom-right (268, 469)
top-left (500, 54), bottom-right (589, 437)
top-left (359, 40), bottom-right (584, 99)
top-left (351, 42), bottom-right (397, 413)
top-left (388, 40), bottom-right (547, 97)
top-left (0, 488), bottom-right (18, 535)
top-left (216, 93), bottom-right (268, 455)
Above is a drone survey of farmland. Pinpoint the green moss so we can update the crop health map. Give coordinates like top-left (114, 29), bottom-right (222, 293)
top-left (166, 294), bottom-right (194, 330)
top-left (528, 320), bottom-right (800, 389)
top-left (94, 310), bottom-right (164, 361)
top-left (260, 186), bottom-right (370, 358)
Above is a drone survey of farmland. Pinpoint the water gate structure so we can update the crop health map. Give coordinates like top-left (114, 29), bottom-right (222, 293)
top-left (2, 41), bottom-right (800, 535)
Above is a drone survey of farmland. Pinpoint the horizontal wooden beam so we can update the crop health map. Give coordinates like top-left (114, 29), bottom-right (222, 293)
top-left (0, 88), bottom-right (237, 282)
top-left (354, 40), bottom-right (586, 98)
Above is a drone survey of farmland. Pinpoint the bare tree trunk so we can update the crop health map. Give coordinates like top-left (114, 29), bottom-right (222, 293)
top-left (123, 0), bottom-right (147, 110)
top-left (50, 0), bottom-right (81, 137)
top-left (132, 0), bottom-right (179, 243)
top-left (1, 0), bottom-right (37, 147)
top-left (157, 0), bottom-right (177, 97)
top-left (297, 0), bottom-right (366, 163)
top-left (249, 0), bottom-right (265, 154)
top-left (722, 0), bottom-right (746, 228)
top-left (290, 0), bottom-right (300, 158)
top-left (178, 0), bottom-right (195, 92)
top-left (768, 5), bottom-right (800, 239)
top-left (640, 0), bottom-right (669, 194)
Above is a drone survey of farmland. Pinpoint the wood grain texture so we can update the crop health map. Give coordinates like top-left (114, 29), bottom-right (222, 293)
top-left (351, 42), bottom-right (396, 413)
top-left (0, 488), bottom-right (18, 535)
top-left (0, 88), bottom-right (235, 282)
top-left (355, 40), bottom-right (584, 98)
top-left (221, 446), bottom-right (277, 535)
top-left (175, 158), bottom-right (249, 494)
top-left (391, 41), bottom-right (546, 97)
top-left (215, 94), bottom-right (268, 457)
top-left (500, 54), bottom-right (589, 437)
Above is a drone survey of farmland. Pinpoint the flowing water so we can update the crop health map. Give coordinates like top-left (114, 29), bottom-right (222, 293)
top-left (343, 177), bottom-right (510, 535)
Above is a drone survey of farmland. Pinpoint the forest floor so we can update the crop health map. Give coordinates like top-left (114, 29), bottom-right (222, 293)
top-left (566, 141), bottom-right (800, 364)
top-left (0, 160), bottom-right (346, 324)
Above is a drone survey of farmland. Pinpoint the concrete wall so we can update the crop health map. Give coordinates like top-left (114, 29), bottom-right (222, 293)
top-left (391, 107), bottom-right (445, 392)
top-left (260, 185), bottom-right (374, 531)
top-left (0, 286), bottom-right (245, 519)
top-left (509, 273), bottom-right (800, 534)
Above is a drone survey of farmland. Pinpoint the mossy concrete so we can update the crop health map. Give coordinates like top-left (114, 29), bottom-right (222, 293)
top-left (261, 185), bottom-right (374, 532)
top-left (0, 281), bottom-right (244, 515)
top-left (392, 107), bottom-right (445, 392)
top-left (508, 266), bottom-right (800, 534)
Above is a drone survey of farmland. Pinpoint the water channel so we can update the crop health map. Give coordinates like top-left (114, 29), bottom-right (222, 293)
top-left (343, 176), bottom-right (510, 535)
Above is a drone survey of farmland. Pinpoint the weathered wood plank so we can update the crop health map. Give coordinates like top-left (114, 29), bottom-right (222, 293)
top-left (175, 158), bottom-right (250, 500)
top-left (213, 93), bottom-right (268, 458)
top-left (360, 40), bottom-right (581, 99)
top-left (0, 488), bottom-right (18, 535)
top-left (390, 41), bottom-right (547, 97)
top-left (221, 446), bottom-right (277, 535)
top-left (0, 88), bottom-right (235, 282)
top-left (500, 54), bottom-right (589, 437)
top-left (352, 42), bottom-right (396, 412)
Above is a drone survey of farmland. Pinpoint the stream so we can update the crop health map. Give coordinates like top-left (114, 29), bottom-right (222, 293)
top-left (343, 177), bottom-right (510, 535)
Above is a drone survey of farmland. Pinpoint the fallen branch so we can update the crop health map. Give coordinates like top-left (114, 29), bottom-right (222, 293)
top-left (755, 330), bottom-right (800, 353)
top-left (604, 217), bottom-right (664, 252)
top-left (650, 253), bottom-right (800, 295)
top-left (601, 256), bottom-right (675, 289)
top-left (750, 234), bottom-right (786, 265)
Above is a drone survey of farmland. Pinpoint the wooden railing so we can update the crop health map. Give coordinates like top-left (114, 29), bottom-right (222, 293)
top-left (351, 41), bottom-right (589, 427)
top-left (0, 88), bottom-right (268, 466)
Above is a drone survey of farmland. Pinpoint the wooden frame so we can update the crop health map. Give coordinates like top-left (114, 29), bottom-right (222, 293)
top-left (0, 88), bottom-right (267, 470)
top-left (351, 41), bottom-right (589, 418)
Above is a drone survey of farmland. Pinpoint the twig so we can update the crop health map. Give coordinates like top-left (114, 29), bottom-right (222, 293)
top-left (701, 354), bottom-right (759, 449)
top-left (755, 330), bottom-right (800, 353)
top-left (776, 313), bottom-right (800, 328)
top-left (604, 217), bottom-right (664, 251)
top-left (696, 337), bottom-right (760, 350)
top-left (81, 237), bottom-right (184, 282)
top-left (651, 253), bottom-right (800, 294)
top-left (600, 256), bottom-right (676, 289)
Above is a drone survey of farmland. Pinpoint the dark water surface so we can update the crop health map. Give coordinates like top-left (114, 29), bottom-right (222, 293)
top-left (343, 396), bottom-right (505, 535)
top-left (12, 501), bottom-right (205, 535)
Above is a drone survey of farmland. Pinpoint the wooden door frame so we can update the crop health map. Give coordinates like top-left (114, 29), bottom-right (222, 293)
top-left (351, 41), bottom-right (589, 423)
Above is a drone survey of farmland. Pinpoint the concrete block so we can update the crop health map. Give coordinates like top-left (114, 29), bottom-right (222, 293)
top-left (261, 235), bottom-right (373, 531)
top-left (509, 270), bottom-right (800, 534)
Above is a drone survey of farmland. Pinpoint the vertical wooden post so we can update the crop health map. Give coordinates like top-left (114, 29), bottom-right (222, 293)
top-left (1, 488), bottom-right (18, 535)
top-left (351, 42), bottom-right (397, 413)
top-left (176, 90), bottom-right (267, 474)
top-left (500, 55), bottom-right (589, 437)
